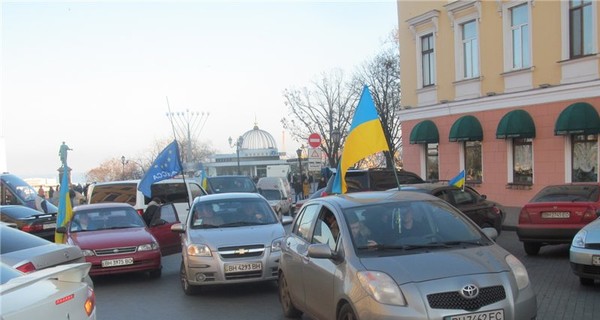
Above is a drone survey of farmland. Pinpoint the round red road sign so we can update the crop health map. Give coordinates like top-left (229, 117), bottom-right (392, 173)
top-left (308, 133), bottom-right (322, 148)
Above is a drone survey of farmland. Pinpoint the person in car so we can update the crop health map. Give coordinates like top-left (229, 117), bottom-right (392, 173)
top-left (347, 214), bottom-right (376, 248)
top-left (241, 203), bottom-right (266, 223)
top-left (195, 204), bottom-right (223, 227)
top-left (400, 207), bottom-right (425, 237)
top-left (143, 197), bottom-right (162, 226)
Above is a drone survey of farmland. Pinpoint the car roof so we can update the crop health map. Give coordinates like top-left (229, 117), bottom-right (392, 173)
top-left (312, 190), bottom-right (440, 209)
top-left (399, 182), bottom-right (459, 192)
top-left (73, 202), bottom-right (135, 212)
top-left (193, 192), bottom-right (264, 203)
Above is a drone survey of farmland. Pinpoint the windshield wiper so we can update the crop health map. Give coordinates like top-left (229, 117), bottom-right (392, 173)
top-left (440, 240), bottom-right (485, 246)
top-left (196, 224), bottom-right (221, 229)
top-left (219, 222), bottom-right (256, 227)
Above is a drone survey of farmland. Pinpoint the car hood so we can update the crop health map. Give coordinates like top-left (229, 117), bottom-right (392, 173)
top-left (70, 228), bottom-right (156, 249)
top-left (188, 224), bottom-right (285, 248)
top-left (359, 244), bottom-right (510, 285)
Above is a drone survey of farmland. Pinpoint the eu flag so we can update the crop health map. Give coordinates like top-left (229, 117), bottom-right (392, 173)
top-left (332, 85), bottom-right (389, 194)
top-left (138, 140), bottom-right (183, 198)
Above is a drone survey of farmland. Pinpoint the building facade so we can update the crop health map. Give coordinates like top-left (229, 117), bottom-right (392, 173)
top-left (397, 0), bottom-right (600, 207)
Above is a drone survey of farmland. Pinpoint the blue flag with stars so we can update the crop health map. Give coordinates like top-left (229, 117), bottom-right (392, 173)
top-left (138, 140), bottom-right (183, 198)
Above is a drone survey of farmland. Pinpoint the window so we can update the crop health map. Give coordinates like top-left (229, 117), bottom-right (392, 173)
top-left (513, 138), bottom-right (533, 184)
top-left (570, 0), bottom-right (594, 58)
top-left (421, 33), bottom-right (435, 87)
top-left (293, 204), bottom-right (319, 242)
top-left (465, 141), bottom-right (482, 183)
top-left (426, 143), bottom-right (439, 181)
top-left (461, 20), bottom-right (479, 79)
top-left (572, 134), bottom-right (598, 182)
top-left (511, 3), bottom-right (530, 69)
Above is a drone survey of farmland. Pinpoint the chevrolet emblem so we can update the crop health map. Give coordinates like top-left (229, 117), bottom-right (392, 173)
top-left (235, 248), bottom-right (249, 255)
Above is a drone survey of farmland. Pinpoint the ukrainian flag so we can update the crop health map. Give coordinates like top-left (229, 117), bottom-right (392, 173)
top-left (332, 85), bottom-right (389, 194)
top-left (449, 170), bottom-right (466, 189)
top-left (55, 166), bottom-right (73, 243)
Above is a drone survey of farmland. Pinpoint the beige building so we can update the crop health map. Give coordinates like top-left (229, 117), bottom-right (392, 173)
top-left (397, 0), bottom-right (600, 207)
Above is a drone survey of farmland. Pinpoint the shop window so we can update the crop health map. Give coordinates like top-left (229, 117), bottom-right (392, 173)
top-left (426, 143), bottom-right (439, 181)
top-left (572, 134), bottom-right (598, 182)
top-left (465, 141), bottom-right (482, 183)
top-left (513, 138), bottom-right (533, 184)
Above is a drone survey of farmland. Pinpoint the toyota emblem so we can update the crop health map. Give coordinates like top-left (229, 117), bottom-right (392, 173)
top-left (460, 284), bottom-right (479, 299)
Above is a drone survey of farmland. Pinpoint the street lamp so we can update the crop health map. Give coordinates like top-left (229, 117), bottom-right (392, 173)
top-left (331, 127), bottom-right (341, 167)
top-left (229, 136), bottom-right (244, 175)
top-left (120, 156), bottom-right (127, 179)
top-left (296, 147), bottom-right (303, 187)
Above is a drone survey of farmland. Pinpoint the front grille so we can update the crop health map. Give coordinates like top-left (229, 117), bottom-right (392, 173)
top-left (94, 246), bottom-right (137, 256)
top-left (585, 243), bottom-right (600, 250)
top-left (427, 285), bottom-right (506, 311)
top-left (582, 265), bottom-right (600, 275)
top-left (218, 244), bottom-right (265, 259)
top-left (224, 270), bottom-right (263, 280)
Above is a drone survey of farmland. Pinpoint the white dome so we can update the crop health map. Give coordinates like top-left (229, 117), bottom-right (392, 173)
top-left (241, 125), bottom-right (277, 150)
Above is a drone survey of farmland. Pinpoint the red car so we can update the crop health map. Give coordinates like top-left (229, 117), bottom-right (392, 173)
top-left (517, 183), bottom-right (600, 255)
top-left (57, 202), bottom-right (181, 277)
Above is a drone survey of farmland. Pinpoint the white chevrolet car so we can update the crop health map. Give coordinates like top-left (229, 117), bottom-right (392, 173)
top-left (171, 193), bottom-right (292, 295)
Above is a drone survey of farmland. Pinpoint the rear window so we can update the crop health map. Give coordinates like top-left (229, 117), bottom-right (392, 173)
top-left (0, 226), bottom-right (50, 254)
top-left (89, 183), bottom-right (137, 206)
top-left (207, 177), bottom-right (257, 193)
top-left (0, 206), bottom-right (46, 219)
top-left (531, 185), bottom-right (600, 202)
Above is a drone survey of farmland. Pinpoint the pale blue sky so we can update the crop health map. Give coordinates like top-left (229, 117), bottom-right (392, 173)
top-left (1, 0), bottom-right (398, 182)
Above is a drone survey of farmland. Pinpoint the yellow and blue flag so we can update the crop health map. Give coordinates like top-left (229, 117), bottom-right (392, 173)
top-left (449, 170), bottom-right (466, 189)
top-left (55, 167), bottom-right (73, 244)
top-left (332, 85), bottom-right (389, 194)
top-left (138, 140), bottom-right (183, 198)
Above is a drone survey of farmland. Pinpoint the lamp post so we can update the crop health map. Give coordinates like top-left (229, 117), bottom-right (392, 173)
top-left (296, 147), bottom-right (303, 188)
top-left (331, 127), bottom-right (341, 167)
top-left (229, 136), bottom-right (244, 175)
top-left (120, 156), bottom-right (126, 179)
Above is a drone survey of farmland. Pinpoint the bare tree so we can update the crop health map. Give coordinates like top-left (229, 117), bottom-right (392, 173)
top-left (281, 69), bottom-right (361, 167)
top-left (353, 31), bottom-right (402, 169)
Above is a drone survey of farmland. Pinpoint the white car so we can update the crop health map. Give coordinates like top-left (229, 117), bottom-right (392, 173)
top-left (0, 262), bottom-right (96, 320)
top-left (570, 217), bottom-right (600, 285)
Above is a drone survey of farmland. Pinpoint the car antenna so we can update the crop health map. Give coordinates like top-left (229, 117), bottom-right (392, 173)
top-left (385, 151), bottom-right (402, 191)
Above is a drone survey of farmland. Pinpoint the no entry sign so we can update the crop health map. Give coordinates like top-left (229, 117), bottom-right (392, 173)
top-left (308, 133), bottom-right (322, 148)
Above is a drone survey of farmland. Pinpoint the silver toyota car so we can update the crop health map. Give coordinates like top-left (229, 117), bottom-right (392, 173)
top-left (171, 192), bottom-right (292, 295)
top-left (279, 190), bottom-right (537, 320)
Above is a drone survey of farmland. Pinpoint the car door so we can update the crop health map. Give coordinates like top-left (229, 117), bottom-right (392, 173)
top-left (302, 206), bottom-right (339, 320)
top-left (281, 204), bottom-right (320, 311)
top-left (147, 203), bottom-right (181, 256)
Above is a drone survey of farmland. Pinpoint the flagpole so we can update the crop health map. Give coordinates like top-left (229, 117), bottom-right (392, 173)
top-left (166, 97), bottom-right (190, 209)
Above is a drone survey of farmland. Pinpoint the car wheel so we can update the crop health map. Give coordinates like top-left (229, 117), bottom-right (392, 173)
top-left (337, 303), bottom-right (357, 320)
top-left (278, 273), bottom-right (302, 318)
top-left (180, 261), bottom-right (201, 295)
top-left (148, 267), bottom-right (162, 279)
top-left (523, 242), bottom-right (541, 256)
top-left (580, 277), bottom-right (595, 286)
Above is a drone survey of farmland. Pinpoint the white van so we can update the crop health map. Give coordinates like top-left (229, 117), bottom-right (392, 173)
top-left (256, 177), bottom-right (292, 216)
top-left (86, 178), bottom-right (206, 222)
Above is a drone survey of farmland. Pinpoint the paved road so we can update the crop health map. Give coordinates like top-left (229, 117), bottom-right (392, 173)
top-left (93, 230), bottom-right (599, 320)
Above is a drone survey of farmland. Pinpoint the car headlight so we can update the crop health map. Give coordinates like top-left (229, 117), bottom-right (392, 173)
top-left (357, 271), bottom-right (406, 306)
top-left (572, 229), bottom-right (587, 248)
top-left (138, 241), bottom-right (160, 252)
top-left (187, 244), bottom-right (212, 257)
top-left (506, 254), bottom-right (530, 290)
top-left (271, 237), bottom-right (283, 252)
top-left (82, 249), bottom-right (95, 257)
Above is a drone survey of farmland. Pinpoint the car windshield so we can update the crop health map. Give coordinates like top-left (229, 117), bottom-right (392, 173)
top-left (342, 200), bottom-right (490, 255)
top-left (261, 189), bottom-right (281, 201)
top-left (70, 207), bottom-right (145, 232)
top-left (531, 185), bottom-right (600, 202)
top-left (190, 198), bottom-right (277, 229)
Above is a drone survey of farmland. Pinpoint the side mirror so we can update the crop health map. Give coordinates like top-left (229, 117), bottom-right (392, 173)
top-left (482, 227), bottom-right (498, 240)
top-left (480, 194), bottom-right (487, 200)
top-left (281, 216), bottom-right (293, 225)
top-left (170, 223), bottom-right (185, 233)
top-left (56, 226), bottom-right (67, 233)
top-left (307, 243), bottom-right (334, 259)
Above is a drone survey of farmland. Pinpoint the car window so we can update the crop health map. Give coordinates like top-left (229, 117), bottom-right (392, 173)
top-left (449, 189), bottom-right (477, 205)
top-left (151, 183), bottom-right (190, 204)
top-left (261, 189), bottom-right (282, 200)
top-left (160, 203), bottom-right (179, 224)
top-left (0, 226), bottom-right (50, 253)
top-left (207, 177), bottom-right (257, 193)
top-left (0, 263), bottom-right (22, 284)
top-left (189, 183), bottom-right (206, 199)
top-left (72, 207), bottom-right (144, 231)
top-left (294, 204), bottom-right (320, 242)
top-left (190, 198), bottom-right (277, 228)
top-left (88, 183), bottom-right (137, 206)
top-left (531, 185), bottom-right (600, 202)
top-left (312, 209), bottom-right (339, 251)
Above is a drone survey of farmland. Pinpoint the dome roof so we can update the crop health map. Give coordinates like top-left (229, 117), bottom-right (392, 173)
top-left (240, 125), bottom-right (277, 150)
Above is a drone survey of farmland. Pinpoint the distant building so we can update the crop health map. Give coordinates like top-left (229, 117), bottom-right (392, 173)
top-left (397, 1), bottom-right (599, 207)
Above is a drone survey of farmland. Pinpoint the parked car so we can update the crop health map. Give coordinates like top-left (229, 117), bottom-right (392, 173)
top-left (171, 192), bottom-right (293, 295)
top-left (279, 190), bottom-right (537, 320)
top-left (570, 217), bottom-right (600, 285)
top-left (0, 205), bottom-right (57, 240)
top-left (517, 183), bottom-right (600, 255)
top-left (205, 175), bottom-right (258, 194)
top-left (399, 183), bottom-right (505, 234)
top-left (0, 262), bottom-right (96, 320)
top-left (0, 224), bottom-right (86, 274)
top-left (56, 203), bottom-right (173, 278)
top-left (1, 173), bottom-right (58, 214)
top-left (86, 178), bottom-right (206, 222)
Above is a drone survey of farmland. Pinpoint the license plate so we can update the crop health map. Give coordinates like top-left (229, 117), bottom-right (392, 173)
top-left (446, 309), bottom-right (504, 320)
top-left (101, 258), bottom-right (134, 267)
top-left (593, 255), bottom-right (600, 266)
top-left (43, 223), bottom-right (56, 229)
top-left (541, 211), bottom-right (570, 218)
top-left (224, 262), bottom-right (262, 273)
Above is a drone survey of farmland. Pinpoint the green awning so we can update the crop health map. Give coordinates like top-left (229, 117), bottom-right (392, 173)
top-left (449, 115), bottom-right (483, 142)
top-left (496, 109), bottom-right (536, 139)
top-left (410, 120), bottom-right (439, 144)
top-left (555, 102), bottom-right (600, 135)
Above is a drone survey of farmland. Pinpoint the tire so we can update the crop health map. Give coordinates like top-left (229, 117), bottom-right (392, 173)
top-left (337, 303), bottom-right (357, 320)
top-left (580, 277), bottom-right (594, 286)
top-left (523, 242), bottom-right (541, 256)
top-left (180, 261), bottom-right (201, 295)
top-left (148, 267), bottom-right (162, 279)
top-left (278, 273), bottom-right (302, 318)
